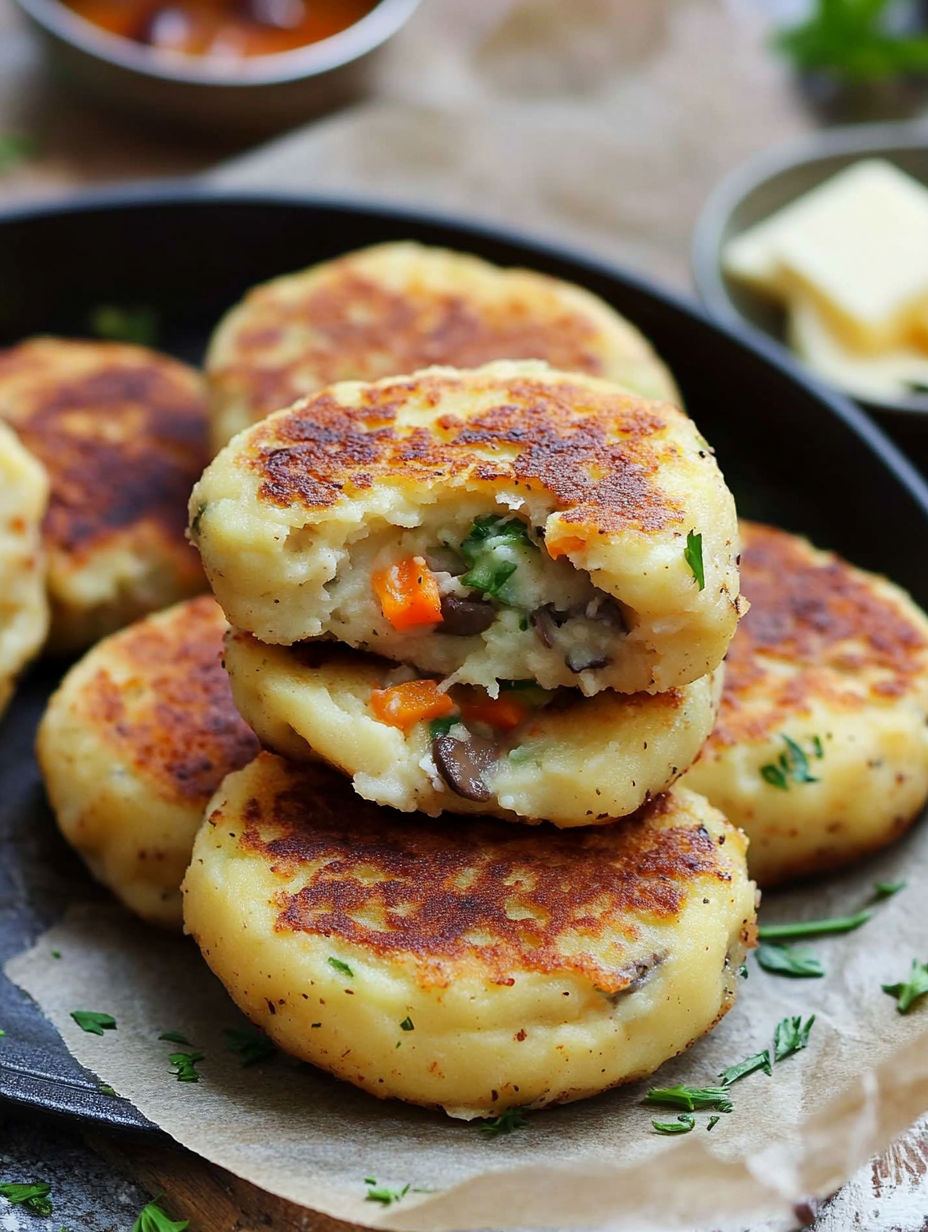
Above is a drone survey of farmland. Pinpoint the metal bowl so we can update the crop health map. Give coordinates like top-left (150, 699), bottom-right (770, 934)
top-left (692, 120), bottom-right (928, 421)
top-left (14, 0), bottom-right (421, 137)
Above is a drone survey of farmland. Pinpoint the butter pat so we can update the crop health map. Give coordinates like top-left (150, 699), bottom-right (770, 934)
top-left (789, 294), bottom-right (928, 402)
top-left (724, 160), bottom-right (928, 352)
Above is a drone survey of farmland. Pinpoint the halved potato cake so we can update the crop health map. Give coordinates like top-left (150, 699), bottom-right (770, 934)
top-left (224, 630), bottom-right (723, 826)
top-left (0, 421), bottom-right (48, 719)
top-left (206, 241), bottom-right (680, 450)
top-left (0, 337), bottom-right (209, 652)
top-left (682, 521), bottom-right (928, 886)
top-left (36, 595), bottom-right (259, 927)
top-left (183, 752), bottom-right (756, 1119)
top-left (192, 362), bottom-right (741, 696)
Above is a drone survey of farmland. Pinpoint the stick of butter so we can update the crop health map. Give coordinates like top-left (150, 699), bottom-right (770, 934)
top-left (789, 294), bottom-right (928, 402)
top-left (724, 159), bottom-right (928, 353)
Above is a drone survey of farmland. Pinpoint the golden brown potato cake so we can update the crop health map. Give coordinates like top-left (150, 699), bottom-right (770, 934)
top-left (0, 421), bottom-right (48, 719)
top-left (224, 630), bottom-right (723, 826)
top-left (682, 521), bottom-right (928, 885)
top-left (192, 362), bottom-right (741, 696)
top-left (0, 337), bottom-right (209, 652)
top-left (206, 241), bottom-right (680, 450)
top-left (183, 752), bottom-right (756, 1119)
top-left (37, 595), bottom-right (259, 927)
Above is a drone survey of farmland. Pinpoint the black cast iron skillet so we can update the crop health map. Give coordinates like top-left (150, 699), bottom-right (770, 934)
top-left (2, 186), bottom-right (928, 1132)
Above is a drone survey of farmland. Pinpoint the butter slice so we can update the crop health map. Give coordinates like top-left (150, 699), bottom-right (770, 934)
top-left (789, 294), bottom-right (928, 402)
top-left (723, 160), bottom-right (928, 352)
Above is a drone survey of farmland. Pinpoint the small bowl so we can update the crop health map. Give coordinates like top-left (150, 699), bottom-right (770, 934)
top-left (693, 120), bottom-right (928, 421)
top-left (14, 0), bottom-right (421, 137)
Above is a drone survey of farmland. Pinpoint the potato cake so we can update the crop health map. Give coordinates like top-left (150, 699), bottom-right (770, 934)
top-left (224, 631), bottom-right (723, 826)
top-left (0, 337), bottom-right (209, 652)
top-left (37, 595), bottom-right (259, 927)
top-left (192, 362), bottom-right (741, 696)
top-left (683, 521), bottom-right (928, 885)
top-left (206, 241), bottom-right (680, 449)
top-left (183, 753), bottom-right (756, 1119)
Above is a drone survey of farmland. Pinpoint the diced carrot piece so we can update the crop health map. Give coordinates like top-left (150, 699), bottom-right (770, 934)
top-left (545, 534), bottom-right (585, 561)
top-left (456, 690), bottom-right (531, 732)
top-left (370, 679), bottom-right (457, 731)
top-left (372, 556), bottom-right (444, 631)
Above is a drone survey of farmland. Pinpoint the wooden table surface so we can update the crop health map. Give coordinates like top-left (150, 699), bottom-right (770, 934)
top-left (2, 1), bottom-right (928, 1229)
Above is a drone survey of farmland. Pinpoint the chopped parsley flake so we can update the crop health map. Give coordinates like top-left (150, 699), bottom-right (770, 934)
top-left (89, 304), bottom-right (160, 347)
top-left (364, 1180), bottom-right (410, 1206)
top-left (71, 1010), bottom-right (116, 1036)
top-left (223, 1026), bottom-right (277, 1066)
top-left (98, 1084), bottom-right (117, 1096)
top-left (756, 943), bottom-right (824, 978)
top-left (0, 1182), bottom-right (53, 1216)
top-left (189, 504), bottom-right (207, 537)
top-left (707, 1115), bottom-right (721, 1132)
top-left (459, 515), bottom-right (535, 602)
top-left (132, 1197), bottom-right (190, 1232)
top-left (643, 1084), bottom-right (733, 1113)
top-left (478, 1107), bottom-right (529, 1138)
top-left (51, 950), bottom-right (61, 959)
top-left (684, 530), bottom-right (705, 590)
top-left (168, 1051), bottom-right (204, 1083)
top-left (758, 909), bottom-right (871, 941)
top-left (327, 957), bottom-right (354, 978)
top-left (719, 1050), bottom-right (772, 1086)
top-left (429, 716), bottom-right (456, 738)
top-left (774, 1014), bottom-right (815, 1063)
top-left (158, 1031), bottom-right (190, 1045)
top-left (873, 880), bottom-right (906, 900)
top-left (652, 1113), bottom-right (695, 1135)
top-left (399, 1016), bottom-right (415, 1031)
top-left (883, 959), bottom-right (928, 1014)
top-left (760, 734), bottom-right (823, 790)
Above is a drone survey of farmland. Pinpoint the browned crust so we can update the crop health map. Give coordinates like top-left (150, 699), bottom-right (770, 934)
top-left (213, 265), bottom-right (631, 422)
top-left (710, 521), bottom-right (928, 748)
top-left (245, 371), bottom-right (684, 536)
top-left (223, 760), bottom-right (735, 992)
top-left (0, 339), bottom-right (209, 558)
top-left (83, 596), bottom-right (258, 804)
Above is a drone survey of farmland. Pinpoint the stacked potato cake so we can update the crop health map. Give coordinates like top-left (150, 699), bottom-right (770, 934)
top-left (185, 355), bottom-right (756, 1117)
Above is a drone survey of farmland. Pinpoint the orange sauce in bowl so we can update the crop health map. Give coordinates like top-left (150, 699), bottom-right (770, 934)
top-left (62, 0), bottom-right (379, 58)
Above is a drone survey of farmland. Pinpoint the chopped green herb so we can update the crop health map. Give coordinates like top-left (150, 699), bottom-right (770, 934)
top-left (758, 909), bottom-right (871, 941)
top-left (89, 304), bottom-right (160, 347)
top-left (189, 504), bottom-right (206, 537)
top-left (223, 1026), bottom-right (277, 1067)
top-left (873, 880), bottom-right (906, 900)
top-left (51, 950), bottom-right (61, 959)
top-left (365, 1180), bottom-right (410, 1206)
top-left (706, 1115), bottom-right (720, 1132)
top-left (883, 959), bottom-right (928, 1014)
top-left (518, 615), bottom-right (529, 631)
top-left (132, 1197), bottom-right (189, 1232)
top-left (168, 1050), bottom-right (204, 1083)
top-left (71, 1010), bottom-right (116, 1036)
top-left (98, 1084), bottom-right (117, 1096)
top-left (0, 134), bottom-right (37, 173)
top-left (327, 956), bottom-right (354, 978)
top-left (684, 530), bottom-right (705, 590)
top-left (738, 962), bottom-right (748, 979)
top-left (158, 1031), bottom-right (190, 1045)
top-left (643, 1084), bottom-right (733, 1113)
top-left (756, 944), bottom-right (824, 978)
top-left (478, 1107), bottom-right (529, 1138)
top-left (775, 0), bottom-right (928, 84)
top-left (399, 1016), bottom-right (415, 1031)
top-left (429, 716), bottom-right (456, 738)
top-left (652, 1113), bottom-right (695, 1135)
top-left (774, 1014), bottom-right (815, 1063)
top-left (719, 1050), bottom-right (772, 1086)
top-left (0, 1182), bottom-right (53, 1216)
top-left (459, 515), bottom-right (535, 602)
top-left (760, 734), bottom-right (823, 790)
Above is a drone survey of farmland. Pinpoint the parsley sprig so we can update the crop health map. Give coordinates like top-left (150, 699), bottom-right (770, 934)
top-left (0, 1181), bottom-right (53, 1216)
top-left (719, 1015), bottom-right (815, 1085)
top-left (760, 734), bottom-right (823, 791)
top-left (883, 959), bottom-right (928, 1013)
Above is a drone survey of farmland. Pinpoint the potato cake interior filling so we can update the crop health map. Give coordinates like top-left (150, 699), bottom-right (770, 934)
top-left (324, 507), bottom-right (634, 692)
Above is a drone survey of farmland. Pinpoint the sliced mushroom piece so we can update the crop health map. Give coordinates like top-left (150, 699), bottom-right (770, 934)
top-left (585, 594), bottom-right (628, 632)
top-left (530, 606), bottom-right (557, 648)
top-left (598, 953), bottom-right (666, 1004)
top-left (432, 734), bottom-right (499, 802)
top-left (565, 649), bottom-right (610, 674)
top-left (439, 594), bottom-right (495, 636)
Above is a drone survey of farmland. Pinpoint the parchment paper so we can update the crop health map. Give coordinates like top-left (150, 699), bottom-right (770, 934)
top-left (8, 815), bottom-right (928, 1232)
